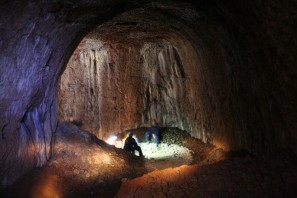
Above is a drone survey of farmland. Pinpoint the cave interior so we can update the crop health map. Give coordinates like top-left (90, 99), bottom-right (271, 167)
top-left (0, 0), bottom-right (297, 197)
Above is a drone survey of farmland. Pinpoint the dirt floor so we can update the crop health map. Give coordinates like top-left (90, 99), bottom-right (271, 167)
top-left (1, 122), bottom-right (297, 198)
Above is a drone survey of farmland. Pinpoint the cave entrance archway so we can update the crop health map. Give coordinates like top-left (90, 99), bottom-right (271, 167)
top-left (58, 8), bottom-right (202, 142)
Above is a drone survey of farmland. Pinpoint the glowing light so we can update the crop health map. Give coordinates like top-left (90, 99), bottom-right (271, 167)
top-left (106, 134), bottom-right (124, 148)
top-left (139, 143), bottom-right (193, 163)
top-left (106, 134), bottom-right (193, 164)
top-left (106, 135), bottom-right (117, 145)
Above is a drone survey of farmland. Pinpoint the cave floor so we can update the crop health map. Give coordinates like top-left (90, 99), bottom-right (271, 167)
top-left (2, 123), bottom-right (297, 198)
top-left (116, 152), bottom-right (297, 198)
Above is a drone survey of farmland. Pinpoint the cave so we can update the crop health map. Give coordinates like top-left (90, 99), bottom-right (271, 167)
top-left (58, 9), bottom-right (204, 143)
top-left (1, 0), bottom-right (297, 197)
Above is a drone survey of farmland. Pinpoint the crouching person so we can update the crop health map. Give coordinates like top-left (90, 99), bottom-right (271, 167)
top-left (124, 131), bottom-right (144, 158)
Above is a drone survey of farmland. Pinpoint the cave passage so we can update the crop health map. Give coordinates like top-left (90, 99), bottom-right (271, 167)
top-left (1, 0), bottom-right (297, 197)
top-left (58, 11), bottom-right (200, 143)
top-left (57, 9), bottom-right (212, 170)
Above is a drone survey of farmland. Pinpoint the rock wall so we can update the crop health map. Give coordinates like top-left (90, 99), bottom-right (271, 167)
top-left (59, 38), bottom-right (194, 140)
top-left (59, 39), bottom-right (142, 139)
top-left (59, 1), bottom-right (297, 154)
top-left (210, 0), bottom-right (297, 153)
top-left (0, 0), bottom-right (126, 187)
top-left (1, 0), bottom-right (297, 187)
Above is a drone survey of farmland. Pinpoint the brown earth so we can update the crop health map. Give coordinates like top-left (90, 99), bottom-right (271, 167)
top-left (1, 122), bottom-right (297, 198)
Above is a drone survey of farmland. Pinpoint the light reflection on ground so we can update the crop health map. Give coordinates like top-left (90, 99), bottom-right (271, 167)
top-left (139, 143), bottom-right (193, 163)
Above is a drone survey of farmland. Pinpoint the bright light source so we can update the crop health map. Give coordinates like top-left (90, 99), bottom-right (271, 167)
top-left (106, 134), bottom-right (124, 148)
top-left (106, 135), bottom-right (193, 166)
top-left (106, 135), bottom-right (118, 145)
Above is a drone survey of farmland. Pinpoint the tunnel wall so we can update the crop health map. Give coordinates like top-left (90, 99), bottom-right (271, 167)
top-left (0, 0), bottom-right (297, 187)
top-left (58, 39), bottom-right (144, 139)
top-left (209, 0), bottom-right (297, 153)
top-left (0, 1), bottom-right (78, 187)
top-left (0, 0), bottom-right (126, 187)
top-left (58, 0), bottom-right (297, 154)
top-left (59, 38), bottom-right (197, 140)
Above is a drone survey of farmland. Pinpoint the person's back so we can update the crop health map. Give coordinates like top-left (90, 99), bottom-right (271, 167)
top-left (123, 132), bottom-right (144, 157)
top-left (124, 135), bottom-right (137, 152)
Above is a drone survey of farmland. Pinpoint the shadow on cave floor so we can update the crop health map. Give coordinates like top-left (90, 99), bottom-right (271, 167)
top-left (1, 123), bottom-right (297, 198)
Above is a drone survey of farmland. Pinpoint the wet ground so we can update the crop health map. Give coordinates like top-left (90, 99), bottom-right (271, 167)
top-left (1, 122), bottom-right (297, 198)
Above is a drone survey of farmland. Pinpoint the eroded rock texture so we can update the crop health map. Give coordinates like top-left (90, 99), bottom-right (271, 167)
top-left (59, 1), bottom-right (297, 155)
top-left (0, 0), bottom-right (126, 187)
top-left (59, 37), bottom-right (194, 140)
top-left (1, 0), bottom-right (297, 187)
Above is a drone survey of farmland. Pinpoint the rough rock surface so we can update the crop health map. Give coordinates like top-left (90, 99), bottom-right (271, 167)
top-left (2, 124), bottom-right (297, 198)
top-left (116, 155), bottom-right (297, 198)
top-left (1, 122), bottom-right (148, 198)
top-left (0, 0), bottom-right (127, 187)
top-left (0, 0), bottom-right (297, 188)
top-left (58, 1), bottom-right (297, 156)
top-left (58, 37), bottom-right (194, 141)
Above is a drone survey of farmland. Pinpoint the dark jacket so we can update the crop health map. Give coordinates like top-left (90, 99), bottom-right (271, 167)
top-left (124, 136), bottom-right (138, 152)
